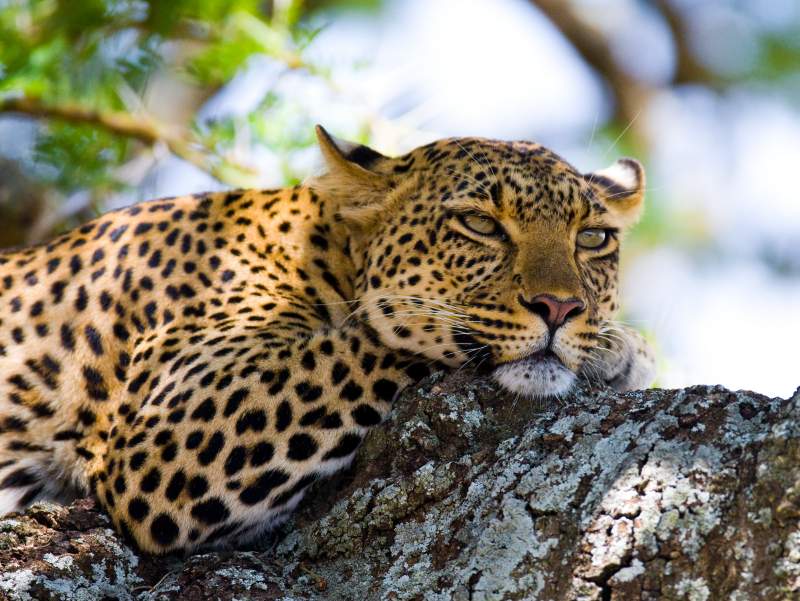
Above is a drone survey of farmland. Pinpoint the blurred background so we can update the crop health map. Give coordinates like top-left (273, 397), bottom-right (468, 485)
top-left (0, 0), bottom-right (798, 398)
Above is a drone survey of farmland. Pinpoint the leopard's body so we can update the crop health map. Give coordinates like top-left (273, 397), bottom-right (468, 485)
top-left (0, 128), bottom-right (656, 553)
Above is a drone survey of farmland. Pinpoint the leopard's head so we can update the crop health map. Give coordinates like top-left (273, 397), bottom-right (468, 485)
top-left (313, 126), bottom-right (652, 397)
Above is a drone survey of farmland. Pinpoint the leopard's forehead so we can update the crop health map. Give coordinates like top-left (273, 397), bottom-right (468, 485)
top-left (395, 137), bottom-right (601, 227)
top-left (405, 137), bottom-right (577, 173)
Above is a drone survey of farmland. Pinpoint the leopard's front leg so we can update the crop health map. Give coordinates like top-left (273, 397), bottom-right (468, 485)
top-left (95, 325), bottom-right (429, 554)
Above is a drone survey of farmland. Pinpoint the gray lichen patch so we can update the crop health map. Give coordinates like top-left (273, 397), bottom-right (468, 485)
top-left (0, 518), bottom-right (40, 552)
top-left (0, 529), bottom-right (144, 601)
top-left (278, 377), bottom-right (800, 600)
top-left (0, 498), bottom-right (162, 601)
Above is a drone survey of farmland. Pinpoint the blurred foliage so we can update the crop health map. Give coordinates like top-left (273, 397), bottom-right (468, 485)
top-left (0, 0), bottom-right (360, 243)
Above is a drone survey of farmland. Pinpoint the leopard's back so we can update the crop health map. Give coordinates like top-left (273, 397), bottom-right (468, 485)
top-left (0, 189), bottom-right (368, 540)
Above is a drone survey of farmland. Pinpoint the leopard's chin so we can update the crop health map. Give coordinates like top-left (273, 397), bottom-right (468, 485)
top-left (492, 351), bottom-right (576, 397)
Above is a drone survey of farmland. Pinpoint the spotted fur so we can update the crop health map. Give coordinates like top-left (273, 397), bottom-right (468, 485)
top-left (0, 127), bottom-right (656, 552)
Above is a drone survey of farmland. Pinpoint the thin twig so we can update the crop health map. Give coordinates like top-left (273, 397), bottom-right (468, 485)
top-left (299, 565), bottom-right (329, 592)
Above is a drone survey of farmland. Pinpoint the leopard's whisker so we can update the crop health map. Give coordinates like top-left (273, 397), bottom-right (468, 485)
top-left (453, 345), bottom-right (491, 376)
top-left (603, 107), bottom-right (642, 159)
top-left (380, 295), bottom-right (470, 313)
top-left (450, 138), bottom-right (497, 189)
top-left (383, 310), bottom-right (480, 326)
top-left (474, 140), bottom-right (498, 187)
top-left (447, 168), bottom-right (490, 194)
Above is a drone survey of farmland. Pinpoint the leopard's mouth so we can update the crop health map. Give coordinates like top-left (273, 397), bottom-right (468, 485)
top-left (491, 350), bottom-right (576, 397)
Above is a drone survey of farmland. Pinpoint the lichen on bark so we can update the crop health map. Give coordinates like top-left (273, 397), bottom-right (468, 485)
top-left (1, 372), bottom-right (799, 600)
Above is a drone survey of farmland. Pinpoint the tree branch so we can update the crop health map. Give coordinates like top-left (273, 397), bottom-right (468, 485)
top-left (0, 97), bottom-right (177, 145)
top-left (527, 0), bottom-right (720, 147)
top-left (0, 96), bottom-right (227, 183)
top-left (526, 0), bottom-right (651, 134)
top-left (652, 0), bottom-right (717, 85)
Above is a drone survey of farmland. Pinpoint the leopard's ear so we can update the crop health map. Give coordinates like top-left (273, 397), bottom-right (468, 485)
top-left (313, 125), bottom-right (400, 231)
top-left (316, 125), bottom-right (390, 176)
top-left (584, 158), bottom-right (645, 227)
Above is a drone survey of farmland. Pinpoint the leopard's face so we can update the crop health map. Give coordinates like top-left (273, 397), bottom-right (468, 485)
top-left (316, 134), bottom-right (647, 397)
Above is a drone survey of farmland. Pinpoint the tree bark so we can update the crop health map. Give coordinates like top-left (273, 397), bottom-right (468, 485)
top-left (2, 372), bottom-right (799, 600)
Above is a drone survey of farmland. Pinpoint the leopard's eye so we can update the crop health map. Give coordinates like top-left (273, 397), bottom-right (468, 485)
top-left (577, 229), bottom-right (607, 248)
top-left (461, 214), bottom-right (497, 235)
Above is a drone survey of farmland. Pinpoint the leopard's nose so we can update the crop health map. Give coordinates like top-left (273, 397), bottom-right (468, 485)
top-left (518, 294), bottom-right (585, 331)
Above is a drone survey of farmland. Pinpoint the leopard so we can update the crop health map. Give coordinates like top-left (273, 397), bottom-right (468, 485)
top-left (0, 126), bottom-right (657, 553)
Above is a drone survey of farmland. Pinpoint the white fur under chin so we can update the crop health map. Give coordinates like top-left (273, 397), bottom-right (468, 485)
top-left (492, 354), bottom-right (576, 397)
